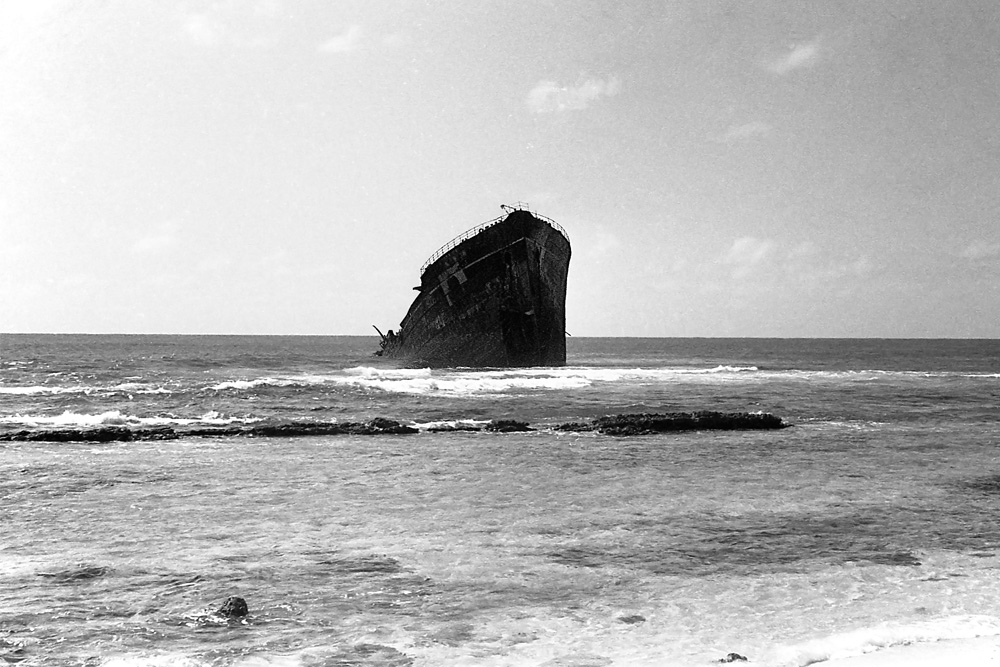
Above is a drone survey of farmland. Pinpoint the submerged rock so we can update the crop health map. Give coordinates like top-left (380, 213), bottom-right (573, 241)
top-left (38, 565), bottom-right (110, 582)
top-left (317, 554), bottom-right (402, 574)
top-left (617, 614), bottom-right (646, 624)
top-left (719, 653), bottom-right (748, 663)
top-left (217, 596), bottom-right (249, 618)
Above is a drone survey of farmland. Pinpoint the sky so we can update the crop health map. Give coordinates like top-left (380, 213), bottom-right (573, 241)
top-left (1, 0), bottom-right (998, 337)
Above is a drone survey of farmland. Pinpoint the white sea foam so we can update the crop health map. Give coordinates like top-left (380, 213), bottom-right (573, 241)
top-left (0, 383), bottom-right (171, 395)
top-left (699, 364), bottom-right (759, 373)
top-left (0, 385), bottom-right (85, 395)
top-left (0, 410), bottom-right (256, 428)
top-left (185, 364), bottom-right (993, 400)
top-left (207, 378), bottom-right (289, 391)
top-left (110, 383), bottom-right (172, 394)
top-left (100, 654), bottom-right (209, 667)
top-left (329, 365), bottom-right (766, 395)
top-left (411, 418), bottom-right (491, 431)
top-left (771, 615), bottom-right (1000, 666)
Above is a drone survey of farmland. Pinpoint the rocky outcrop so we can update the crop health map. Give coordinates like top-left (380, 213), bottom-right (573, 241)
top-left (0, 412), bottom-right (788, 442)
top-left (617, 614), bottom-right (646, 624)
top-left (217, 596), bottom-right (249, 619)
top-left (557, 411), bottom-right (788, 435)
top-left (0, 418), bottom-right (418, 443)
top-left (484, 419), bottom-right (533, 432)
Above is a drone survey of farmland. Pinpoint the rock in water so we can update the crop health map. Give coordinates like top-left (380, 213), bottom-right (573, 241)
top-left (591, 411), bottom-right (787, 435)
top-left (485, 419), bottom-right (533, 432)
top-left (217, 596), bottom-right (249, 618)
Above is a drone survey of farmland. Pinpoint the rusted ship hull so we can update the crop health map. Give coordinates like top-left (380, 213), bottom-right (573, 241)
top-left (377, 207), bottom-right (571, 367)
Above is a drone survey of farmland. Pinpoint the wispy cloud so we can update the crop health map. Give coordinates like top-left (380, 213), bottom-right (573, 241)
top-left (182, 13), bottom-right (223, 47)
top-left (960, 240), bottom-right (1000, 260)
top-left (712, 121), bottom-right (772, 144)
top-left (769, 39), bottom-right (822, 75)
top-left (722, 236), bottom-right (775, 278)
top-left (179, 5), bottom-right (281, 49)
top-left (526, 76), bottom-right (621, 114)
top-left (318, 25), bottom-right (362, 54)
top-left (718, 237), bottom-right (872, 286)
top-left (131, 222), bottom-right (178, 256)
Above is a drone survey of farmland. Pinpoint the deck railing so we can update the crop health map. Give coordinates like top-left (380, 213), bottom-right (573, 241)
top-left (419, 206), bottom-right (569, 275)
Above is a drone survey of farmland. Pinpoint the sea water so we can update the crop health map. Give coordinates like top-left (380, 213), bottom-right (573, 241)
top-left (1, 335), bottom-right (999, 666)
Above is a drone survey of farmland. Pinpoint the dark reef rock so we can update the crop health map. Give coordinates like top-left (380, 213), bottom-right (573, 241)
top-left (38, 565), bottom-right (110, 582)
top-left (344, 418), bottom-right (420, 435)
top-left (553, 422), bottom-right (595, 432)
top-left (854, 551), bottom-right (922, 567)
top-left (556, 411), bottom-right (788, 436)
top-left (317, 554), bottom-right (402, 574)
top-left (0, 638), bottom-right (28, 664)
top-left (245, 422), bottom-right (347, 437)
top-left (0, 418), bottom-right (418, 443)
top-left (617, 614), bottom-right (646, 624)
top-left (217, 596), bottom-right (249, 618)
top-left (485, 419), bottom-right (533, 432)
top-left (964, 474), bottom-right (1000, 494)
top-left (0, 412), bottom-right (787, 443)
top-left (244, 418), bottom-right (420, 436)
top-left (719, 653), bottom-right (748, 663)
top-left (427, 423), bottom-right (483, 433)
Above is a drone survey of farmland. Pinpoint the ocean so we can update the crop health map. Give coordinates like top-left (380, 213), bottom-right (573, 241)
top-left (2, 334), bottom-right (999, 667)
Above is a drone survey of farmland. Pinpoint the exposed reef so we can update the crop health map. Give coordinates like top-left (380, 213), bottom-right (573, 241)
top-left (0, 418), bottom-right (419, 443)
top-left (217, 596), bottom-right (249, 619)
top-left (484, 419), bottom-right (534, 433)
top-left (0, 412), bottom-right (788, 443)
top-left (556, 411), bottom-right (789, 435)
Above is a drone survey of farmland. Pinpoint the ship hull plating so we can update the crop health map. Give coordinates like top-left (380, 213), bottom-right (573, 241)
top-left (379, 209), bottom-right (570, 368)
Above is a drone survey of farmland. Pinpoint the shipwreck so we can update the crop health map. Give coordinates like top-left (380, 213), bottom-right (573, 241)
top-left (375, 204), bottom-right (571, 367)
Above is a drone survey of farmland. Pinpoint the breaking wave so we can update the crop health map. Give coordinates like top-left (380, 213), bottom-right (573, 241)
top-left (0, 410), bottom-right (255, 428)
top-left (0, 383), bottom-right (173, 396)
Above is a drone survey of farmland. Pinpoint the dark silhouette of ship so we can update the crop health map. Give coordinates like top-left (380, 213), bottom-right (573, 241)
top-left (375, 204), bottom-right (571, 367)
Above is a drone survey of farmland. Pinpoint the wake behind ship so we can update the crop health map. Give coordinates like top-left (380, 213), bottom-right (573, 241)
top-left (376, 205), bottom-right (571, 367)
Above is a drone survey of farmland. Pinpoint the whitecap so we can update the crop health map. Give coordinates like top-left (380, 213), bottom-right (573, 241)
top-left (0, 410), bottom-right (258, 428)
top-left (100, 654), bottom-right (209, 667)
top-left (206, 378), bottom-right (297, 391)
top-left (0, 385), bottom-right (84, 395)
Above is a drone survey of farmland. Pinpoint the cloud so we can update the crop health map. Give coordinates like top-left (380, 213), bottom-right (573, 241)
top-left (960, 240), bottom-right (1000, 260)
top-left (712, 121), bottom-right (772, 144)
top-left (724, 237), bottom-right (774, 269)
top-left (769, 39), bottom-right (822, 75)
top-left (318, 25), bottom-right (362, 54)
top-left (179, 6), bottom-right (281, 49)
top-left (526, 76), bottom-right (621, 113)
top-left (183, 13), bottom-right (222, 47)
top-left (717, 237), bottom-right (873, 288)
top-left (131, 222), bottom-right (178, 256)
